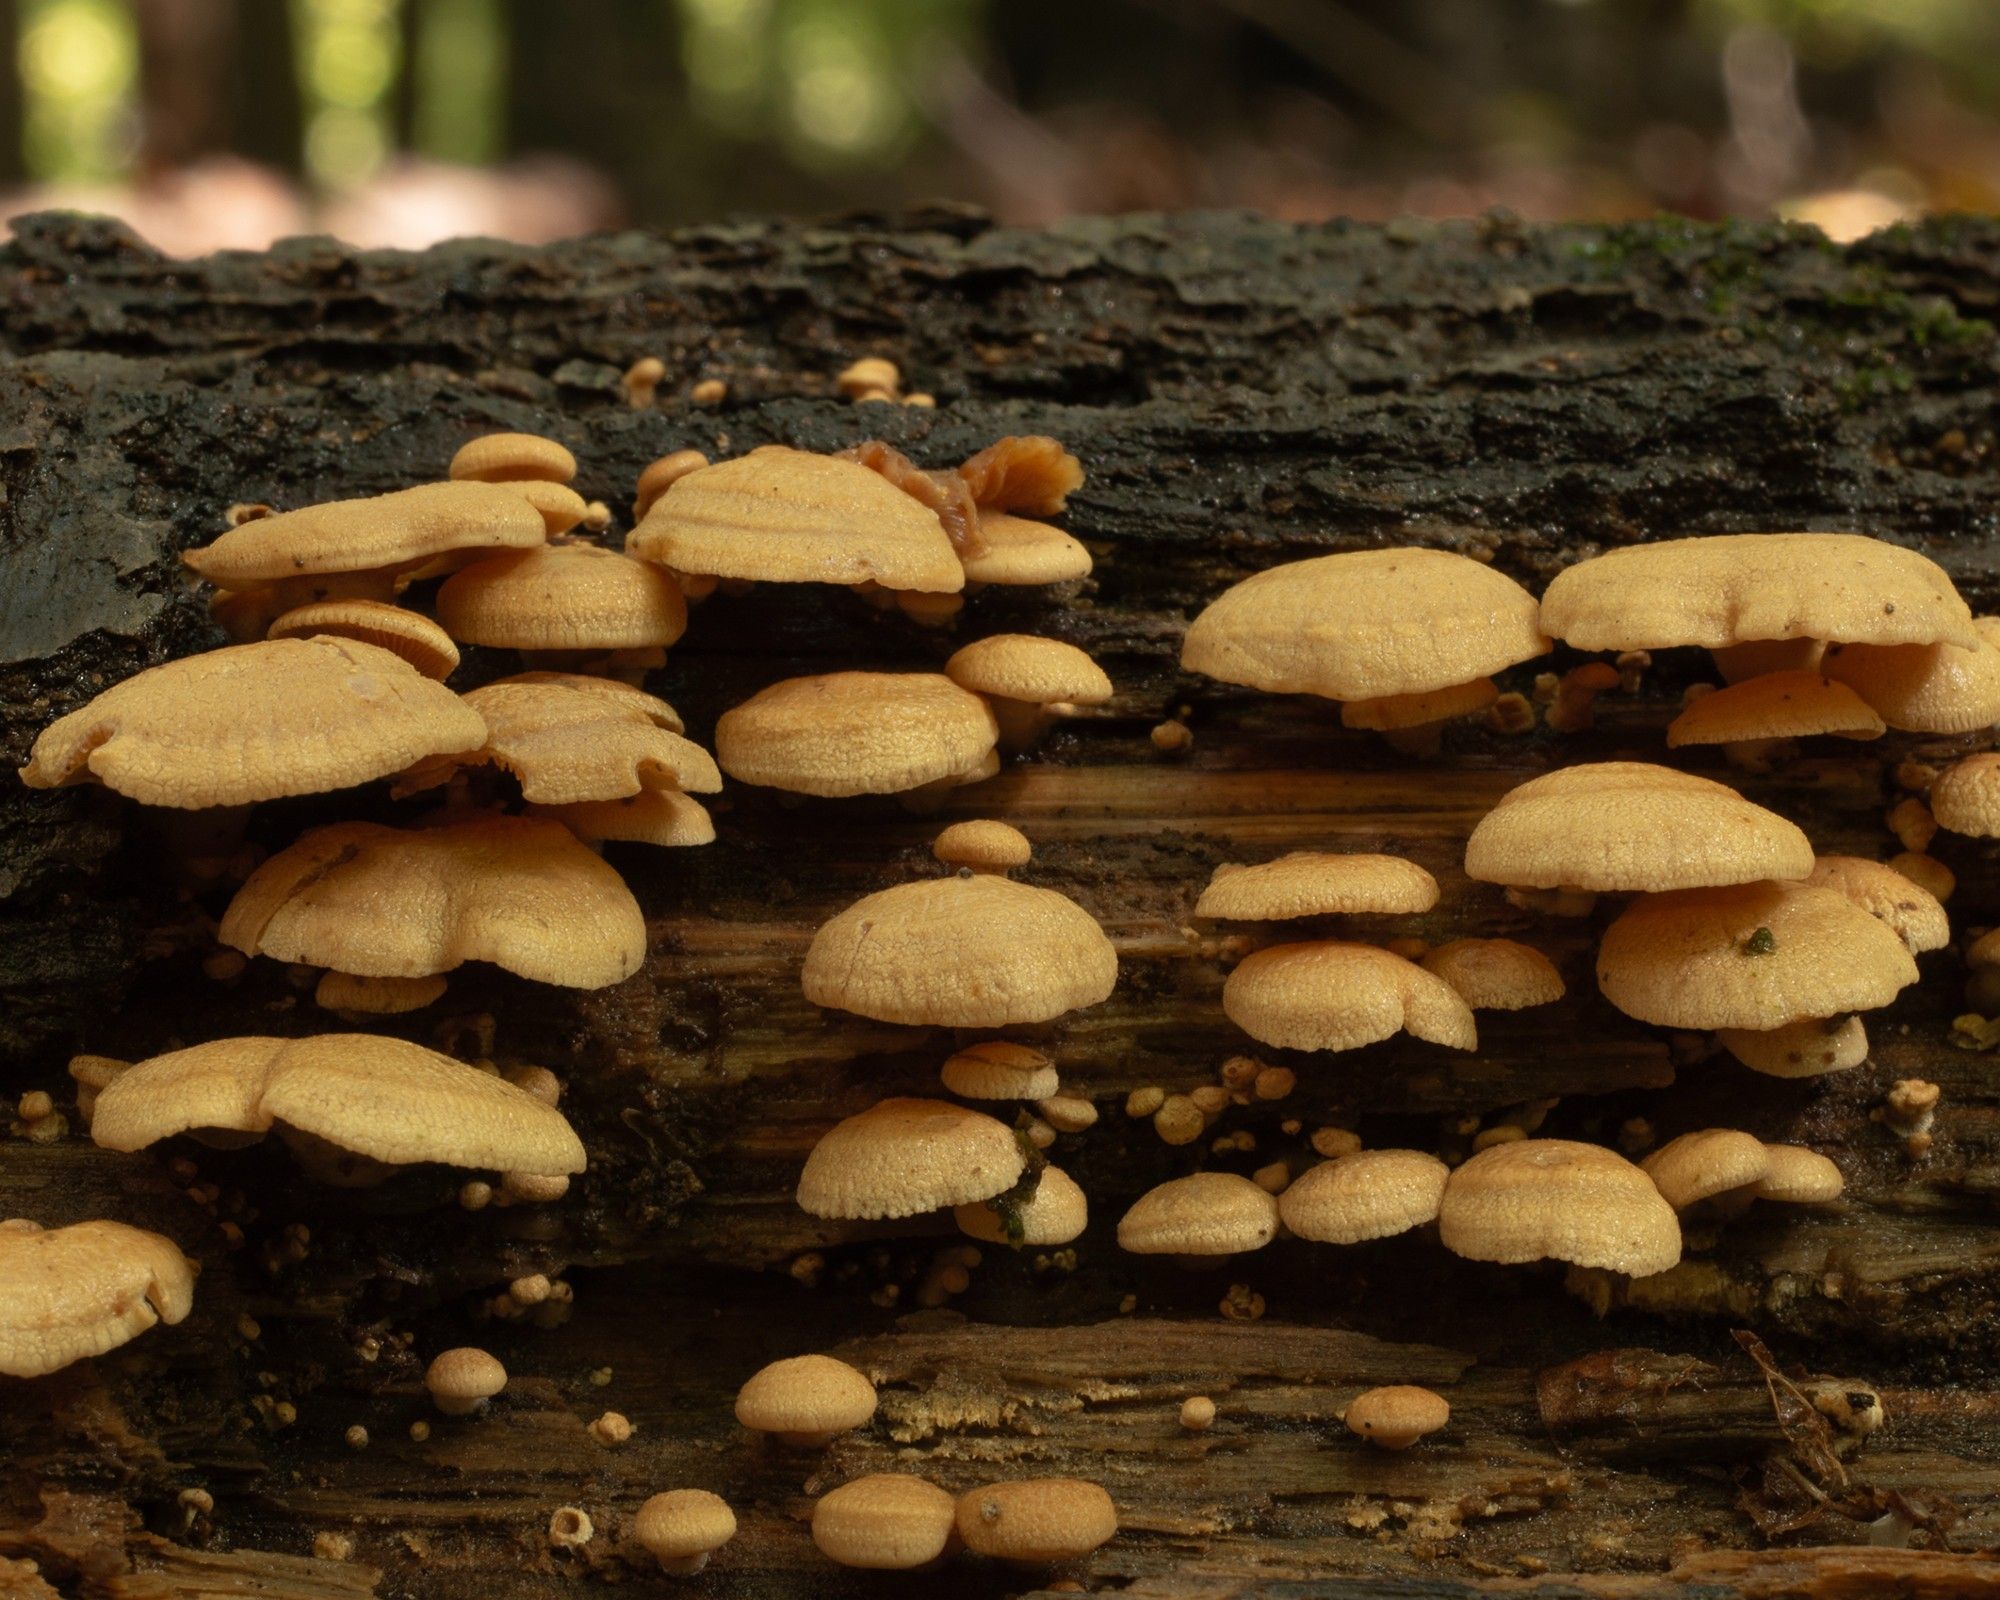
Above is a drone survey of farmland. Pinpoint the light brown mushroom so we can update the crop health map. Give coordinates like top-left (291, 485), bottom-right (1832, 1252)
top-left (940, 1041), bottom-right (1058, 1101)
top-left (717, 673), bottom-right (998, 798)
top-left (1438, 1139), bottom-right (1681, 1276)
top-left (1820, 631), bottom-right (2000, 733)
top-left (313, 971), bottom-right (450, 1016)
top-left (1277, 1149), bottom-right (1449, 1244)
top-left (1665, 670), bottom-right (1884, 763)
top-left (1928, 753), bottom-right (2000, 837)
top-left (1418, 939), bottom-right (1565, 1010)
top-left (954, 1166), bottom-right (1088, 1247)
top-left (1196, 852), bottom-right (1439, 921)
top-left (502, 479), bottom-right (591, 537)
top-left (1805, 855), bottom-right (1949, 953)
top-left (735, 1353), bottom-right (877, 1445)
top-left (812, 1475), bottom-right (957, 1570)
top-left (797, 1099), bottom-right (1026, 1220)
top-left (448, 432), bottom-right (577, 484)
top-left (266, 600), bottom-right (461, 679)
top-left (1716, 1015), bottom-right (1870, 1079)
top-left (632, 449), bottom-right (709, 522)
top-left (0, 1218), bottom-right (196, 1378)
top-left (954, 1479), bottom-right (1116, 1565)
top-left (633, 1490), bottom-right (737, 1574)
top-left (1343, 1385), bottom-right (1449, 1450)
top-left (1641, 1129), bottom-right (1770, 1214)
top-left (1116, 1172), bottom-right (1280, 1257)
top-left (436, 543), bottom-right (688, 660)
top-left (425, 1347), bottom-right (507, 1414)
top-left (1223, 943), bottom-right (1476, 1054)
top-left (1754, 1144), bottom-right (1845, 1204)
top-left (528, 789), bottom-right (716, 850)
top-left (944, 635), bottom-right (1113, 749)
top-left (932, 820), bottom-right (1032, 874)
top-left (958, 509), bottom-right (1092, 587)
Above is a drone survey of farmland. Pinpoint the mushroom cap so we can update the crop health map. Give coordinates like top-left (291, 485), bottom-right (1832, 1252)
top-left (933, 820), bottom-right (1032, 872)
top-left (803, 875), bottom-right (1117, 1028)
top-left (940, 1041), bottom-right (1059, 1100)
top-left (734, 1354), bottom-right (877, 1434)
top-left (529, 789), bottom-right (716, 849)
top-left (1930, 753), bottom-right (2000, 837)
top-left (449, 432), bottom-right (577, 484)
top-left (220, 815), bottom-right (646, 989)
top-left (1539, 534), bottom-right (1978, 652)
top-left (635, 1491), bottom-right (737, 1562)
top-left (1463, 762), bottom-right (1815, 893)
top-left (314, 971), bottom-right (450, 1015)
top-left (944, 635), bottom-right (1113, 707)
top-left (1717, 1015), bottom-right (1869, 1078)
top-left (955, 1480), bottom-right (1116, 1564)
top-left (633, 449), bottom-right (710, 520)
top-left (1339, 676), bottom-right (1498, 731)
top-left (1438, 1139), bottom-right (1681, 1276)
top-left (266, 599), bottom-right (462, 679)
top-left (0, 1218), bottom-right (195, 1378)
top-left (959, 510), bottom-right (1092, 586)
top-left (1754, 1145), bottom-right (1845, 1203)
top-left (1181, 549), bottom-right (1549, 700)
top-left (1805, 855), bottom-right (1949, 953)
top-left (1665, 672), bottom-right (1884, 747)
top-left (1712, 638), bottom-right (1827, 682)
top-left (1195, 852), bottom-right (1440, 921)
top-left (18, 638), bottom-right (487, 809)
top-left (1640, 1130), bottom-right (1770, 1210)
top-left (1419, 938), bottom-right (1565, 1011)
top-left (628, 446), bottom-right (964, 592)
top-left (426, 1346), bottom-right (508, 1401)
top-left (812, 1474), bottom-right (958, 1570)
top-left (91, 1034), bottom-right (586, 1175)
top-left (503, 479), bottom-right (590, 536)
top-left (1344, 1385), bottom-right (1450, 1448)
top-left (497, 670), bottom-right (685, 732)
top-left (717, 673), bottom-right (998, 798)
top-left (797, 1098), bottom-right (1026, 1219)
top-left (1222, 942), bottom-right (1477, 1054)
top-left (1278, 1149), bottom-right (1450, 1243)
top-left (437, 544), bottom-right (688, 651)
top-left (1596, 881), bottom-right (1918, 1030)
top-left (1116, 1171), bottom-right (1280, 1255)
top-left (1820, 635), bottom-right (2000, 734)
top-left (182, 481), bottom-right (546, 584)
top-left (398, 677), bottom-right (720, 804)
top-left (954, 1166), bottom-right (1088, 1246)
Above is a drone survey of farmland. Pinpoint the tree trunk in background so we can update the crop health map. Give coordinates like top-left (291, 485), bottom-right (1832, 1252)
top-left (2, 210), bottom-right (2000, 1598)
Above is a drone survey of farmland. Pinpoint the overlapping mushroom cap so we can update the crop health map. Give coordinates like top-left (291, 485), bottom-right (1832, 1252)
top-left (1665, 672), bottom-right (1884, 747)
top-left (717, 673), bottom-right (998, 798)
top-left (0, 1218), bottom-right (196, 1378)
top-left (1438, 1139), bottom-right (1681, 1276)
top-left (944, 635), bottom-right (1113, 708)
top-left (955, 1166), bottom-right (1088, 1246)
top-left (267, 600), bottom-right (462, 679)
top-left (813, 1475), bottom-right (959, 1570)
top-left (1223, 942), bottom-right (1476, 1054)
top-left (959, 510), bottom-right (1092, 586)
top-left (796, 1098), bottom-right (1026, 1219)
top-left (1931, 753), bottom-right (2000, 837)
top-left (529, 789), bottom-right (717, 849)
top-left (1755, 1144), bottom-right (1845, 1203)
top-left (1419, 938), bottom-right (1565, 1010)
top-left (1116, 1171), bottom-right (1280, 1255)
top-left (437, 543), bottom-right (687, 652)
top-left (1641, 1129), bottom-right (1770, 1211)
top-left (19, 638), bottom-right (486, 808)
top-left (1196, 852), bottom-right (1439, 920)
top-left (1716, 1015), bottom-right (1870, 1078)
top-left (1820, 633), bottom-right (2000, 733)
top-left (1278, 1149), bottom-right (1450, 1243)
top-left (448, 432), bottom-right (577, 484)
top-left (1805, 855), bottom-right (1949, 953)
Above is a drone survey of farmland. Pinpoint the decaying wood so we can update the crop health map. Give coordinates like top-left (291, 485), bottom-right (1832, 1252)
top-left (3, 209), bottom-right (2000, 1597)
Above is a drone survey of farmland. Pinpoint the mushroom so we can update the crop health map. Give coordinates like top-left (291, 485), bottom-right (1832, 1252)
top-left (1195, 852), bottom-right (1439, 921)
top-left (735, 1353), bottom-right (877, 1445)
top-left (528, 789), bottom-right (717, 850)
top-left (1223, 943), bottom-right (1476, 1054)
top-left (955, 1479), bottom-right (1116, 1565)
top-left (436, 543), bottom-right (688, 672)
top-left (1665, 671), bottom-right (1884, 768)
top-left (1116, 1172), bottom-right (1280, 1259)
top-left (955, 1166), bottom-right (1088, 1246)
top-left (313, 971), bottom-right (449, 1016)
top-left (633, 1490), bottom-right (737, 1574)
top-left (837, 356), bottom-right (901, 398)
top-left (1418, 939), bottom-right (1565, 1011)
top-left (956, 435), bottom-right (1084, 518)
top-left (1340, 677), bottom-right (1502, 752)
top-left (717, 673), bottom-right (998, 799)
top-left (1343, 1385), bottom-right (1450, 1450)
top-left (796, 1099), bottom-right (1027, 1220)
top-left (1820, 629), bottom-right (2000, 732)
top-left (943, 635), bottom-right (1113, 751)
top-left (1640, 1129), bottom-right (1771, 1216)
top-left (501, 480), bottom-right (591, 537)
top-left (1926, 753), bottom-right (2000, 838)
top-left (812, 1474), bottom-right (958, 1570)
top-left (0, 1218), bottom-right (196, 1378)
top-left (632, 449), bottom-right (709, 522)
top-left (266, 600), bottom-right (462, 680)
top-left (1438, 1139), bottom-right (1681, 1276)
top-left (425, 1347), bottom-right (508, 1415)
top-left (1804, 855), bottom-right (1950, 953)
top-left (19, 638), bottom-right (486, 808)
top-left (1277, 1149), bottom-right (1450, 1244)
top-left (932, 820), bottom-right (1032, 874)
top-left (1754, 1144), bottom-right (1845, 1204)
top-left (1712, 639), bottom-right (1826, 682)
top-left (448, 432), bottom-right (577, 484)
top-left (940, 1041), bottom-right (1058, 1100)
top-left (958, 510), bottom-right (1093, 589)
top-left (220, 815), bottom-right (646, 990)
top-left (1715, 1015), bottom-right (1870, 1078)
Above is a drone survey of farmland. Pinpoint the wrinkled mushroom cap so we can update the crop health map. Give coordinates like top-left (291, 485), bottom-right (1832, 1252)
top-left (498, 670), bottom-right (684, 732)
top-left (635, 1491), bottom-right (737, 1564)
top-left (1223, 942), bottom-right (1476, 1054)
top-left (1820, 635), bottom-right (2000, 734)
top-left (1539, 534), bottom-right (1978, 652)
top-left (803, 874), bottom-right (1117, 1028)
top-left (530, 789), bottom-right (716, 849)
top-left (91, 1034), bottom-right (586, 1175)
top-left (266, 599), bottom-right (462, 679)
top-left (1464, 762), bottom-right (1814, 893)
top-left (1597, 881), bottom-right (1917, 1030)
top-left (182, 481), bottom-right (546, 585)
top-left (19, 638), bottom-right (486, 809)
top-left (940, 1041), bottom-right (1058, 1100)
top-left (220, 816), bottom-right (646, 989)
top-left (1805, 856), bottom-right (1949, 953)
top-left (1665, 672), bottom-right (1884, 747)
top-left (954, 1479), bottom-right (1117, 1564)
top-left (812, 1474), bottom-right (958, 1570)
top-left (448, 432), bottom-right (577, 484)
top-left (933, 820), bottom-right (1032, 872)
top-left (944, 635), bottom-right (1112, 707)
top-left (1754, 1145), bottom-right (1845, 1203)
top-left (1717, 1015), bottom-right (1869, 1078)
top-left (1438, 1139), bottom-right (1681, 1276)
top-left (717, 673), bottom-right (998, 798)
top-left (1931, 753), bottom-right (2000, 837)
top-left (959, 510), bottom-right (1092, 586)
top-left (628, 446), bottom-right (964, 592)
top-left (797, 1098), bottom-right (1026, 1219)
top-left (437, 544), bottom-right (688, 651)
top-left (1195, 852), bottom-right (1439, 921)
top-left (734, 1354), bottom-right (877, 1434)
top-left (1278, 1149), bottom-right (1450, 1244)
top-left (1182, 549), bottom-right (1549, 700)
top-left (426, 1346), bottom-right (508, 1403)
top-left (954, 1165), bottom-right (1087, 1246)
top-left (1419, 938), bottom-right (1565, 1010)
top-left (1640, 1130), bottom-right (1770, 1210)
top-left (1344, 1385), bottom-right (1450, 1449)
top-left (0, 1218), bottom-right (195, 1378)
top-left (1116, 1171), bottom-right (1280, 1255)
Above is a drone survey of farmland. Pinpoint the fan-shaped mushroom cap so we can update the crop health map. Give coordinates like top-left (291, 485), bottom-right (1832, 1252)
top-left (635, 1490), bottom-right (737, 1573)
top-left (1439, 1139), bottom-right (1681, 1276)
top-left (813, 1475), bottom-right (958, 1570)
top-left (1665, 672), bottom-right (1884, 747)
top-left (803, 874), bottom-right (1116, 1028)
top-left (220, 815), bottom-right (646, 989)
top-left (944, 635), bottom-right (1113, 708)
top-left (1820, 635), bottom-right (2000, 733)
top-left (1116, 1171), bottom-right (1280, 1256)
top-left (628, 446), bottom-right (964, 592)
top-left (1344, 1385), bottom-right (1450, 1450)
top-left (90, 1034), bottom-right (586, 1176)
top-left (0, 1218), bottom-right (195, 1378)
top-left (1182, 549), bottom-right (1548, 700)
top-left (1641, 1130), bottom-right (1770, 1211)
top-left (182, 481), bottom-right (546, 586)
top-left (1717, 1015), bottom-right (1869, 1078)
top-left (267, 600), bottom-right (461, 679)
top-left (1223, 942), bottom-right (1476, 1054)
top-left (955, 1479), bottom-right (1116, 1565)
top-left (437, 544), bottom-right (688, 652)
top-left (530, 790), bottom-right (716, 849)
top-left (1539, 534), bottom-right (1978, 652)
top-left (425, 1346), bottom-right (508, 1413)
top-left (954, 1166), bottom-right (1087, 1246)
top-left (933, 820), bottom-right (1032, 873)
top-left (1464, 762), bottom-right (1814, 893)
top-left (448, 432), bottom-right (577, 484)
top-left (1805, 856), bottom-right (1949, 953)
top-left (1931, 753), bottom-right (2000, 837)
top-left (717, 673), bottom-right (998, 798)
top-left (1754, 1145), bottom-right (1845, 1203)
top-left (1419, 939), bottom-right (1565, 1010)
top-left (396, 676), bottom-right (719, 804)
top-left (1278, 1149), bottom-right (1449, 1243)
top-left (314, 971), bottom-right (449, 1015)
top-left (18, 638), bottom-right (486, 808)
top-left (1597, 881), bottom-right (1917, 1030)
top-left (959, 511), bottom-right (1092, 586)
top-left (502, 480), bottom-right (590, 537)
top-left (1339, 676), bottom-right (1498, 731)
top-left (735, 1354), bottom-right (877, 1439)
top-left (797, 1098), bottom-right (1025, 1219)
top-left (1195, 853), bottom-right (1439, 921)
top-left (940, 1041), bottom-right (1058, 1100)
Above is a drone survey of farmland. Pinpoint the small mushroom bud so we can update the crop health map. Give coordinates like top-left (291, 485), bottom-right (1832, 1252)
top-left (1343, 1384), bottom-right (1449, 1449)
top-left (425, 1347), bottom-right (507, 1416)
top-left (634, 1490), bottom-right (735, 1574)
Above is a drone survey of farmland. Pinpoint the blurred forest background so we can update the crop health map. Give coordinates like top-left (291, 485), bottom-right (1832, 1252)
top-left (0, 0), bottom-right (1995, 254)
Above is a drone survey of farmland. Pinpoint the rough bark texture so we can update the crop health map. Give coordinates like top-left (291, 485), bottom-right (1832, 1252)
top-left (4, 208), bottom-right (2000, 1599)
